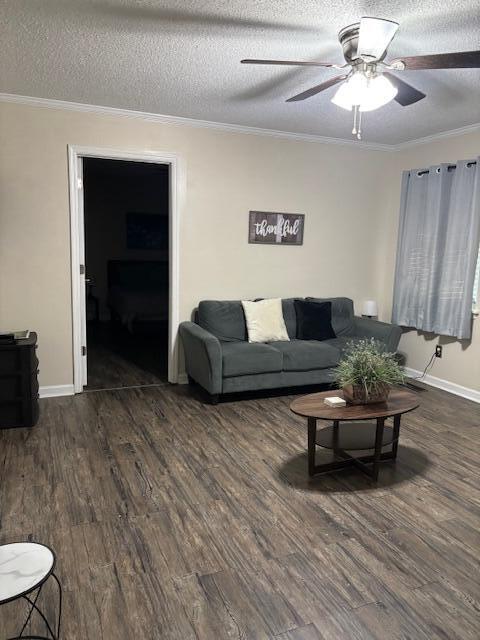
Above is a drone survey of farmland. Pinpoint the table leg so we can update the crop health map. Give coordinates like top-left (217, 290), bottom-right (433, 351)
top-left (372, 417), bottom-right (385, 481)
top-left (391, 414), bottom-right (401, 460)
top-left (8, 572), bottom-right (63, 640)
top-left (17, 583), bottom-right (43, 637)
top-left (307, 417), bottom-right (316, 476)
top-left (332, 420), bottom-right (340, 456)
top-left (19, 594), bottom-right (57, 638)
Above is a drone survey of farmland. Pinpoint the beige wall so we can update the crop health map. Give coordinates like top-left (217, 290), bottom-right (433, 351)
top-left (0, 101), bottom-right (391, 387)
top-left (377, 129), bottom-right (480, 392)
top-left (1, 100), bottom-right (478, 392)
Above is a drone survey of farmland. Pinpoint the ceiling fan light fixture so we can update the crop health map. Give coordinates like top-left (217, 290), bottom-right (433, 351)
top-left (331, 72), bottom-right (397, 111)
top-left (331, 73), bottom-right (367, 110)
top-left (331, 83), bottom-right (353, 110)
top-left (360, 74), bottom-right (398, 111)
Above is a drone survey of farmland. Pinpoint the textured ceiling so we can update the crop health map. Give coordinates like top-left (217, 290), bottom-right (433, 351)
top-left (1, 0), bottom-right (480, 144)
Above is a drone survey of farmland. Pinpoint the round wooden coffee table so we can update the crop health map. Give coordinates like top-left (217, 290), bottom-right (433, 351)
top-left (290, 388), bottom-right (419, 481)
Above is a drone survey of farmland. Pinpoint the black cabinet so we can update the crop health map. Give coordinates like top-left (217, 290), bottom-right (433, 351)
top-left (0, 332), bottom-right (39, 429)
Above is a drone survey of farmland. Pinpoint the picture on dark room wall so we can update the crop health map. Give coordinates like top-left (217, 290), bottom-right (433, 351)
top-left (249, 211), bottom-right (304, 245)
top-left (126, 212), bottom-right (168, 250)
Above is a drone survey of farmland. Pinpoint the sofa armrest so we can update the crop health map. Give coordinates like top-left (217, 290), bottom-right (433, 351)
top-left (179, 321), bottom-right (222, 394)
top-left (352, 316), bottom-right (402, 353)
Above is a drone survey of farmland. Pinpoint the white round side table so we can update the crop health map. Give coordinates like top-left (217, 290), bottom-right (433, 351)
top-left (0, 542), bottom-right (62, 639)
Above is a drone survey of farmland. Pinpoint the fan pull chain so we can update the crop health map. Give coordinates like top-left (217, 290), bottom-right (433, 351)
top-left (352, 104), bottom-right (358, 135)
top-left (351, 105), bottom-right (362, 140)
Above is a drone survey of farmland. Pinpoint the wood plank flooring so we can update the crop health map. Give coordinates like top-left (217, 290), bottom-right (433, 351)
top-left (0, 382), bottom-right (479, 639)
top-left (86, 322), bottom-right (167, 390)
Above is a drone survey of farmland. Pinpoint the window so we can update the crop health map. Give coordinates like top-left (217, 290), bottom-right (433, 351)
top-left (473, 246), bottom-right (480, 312)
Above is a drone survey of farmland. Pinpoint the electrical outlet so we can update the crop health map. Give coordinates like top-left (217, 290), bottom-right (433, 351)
top-left (435, 345), bottom-right (443, 358)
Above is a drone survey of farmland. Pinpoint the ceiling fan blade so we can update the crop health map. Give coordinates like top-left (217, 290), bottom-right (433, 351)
top-left (241, 59), bottom-right (335, 67)
top-left (384, 72), bottom-right (426, 106)
top-left (357, 17), bottom-right (399, 61)
top-left (391, 50), bottom-right (480, 70)
top-left (286, 75), bottom-right (348, 102)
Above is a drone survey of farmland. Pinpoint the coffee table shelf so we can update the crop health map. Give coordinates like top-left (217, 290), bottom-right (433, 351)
top-left (315, 421), bottom-right (396, 451)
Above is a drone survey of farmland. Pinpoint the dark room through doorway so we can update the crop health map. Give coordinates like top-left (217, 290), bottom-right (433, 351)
top-left (83, 158), bottom-right (169, 390)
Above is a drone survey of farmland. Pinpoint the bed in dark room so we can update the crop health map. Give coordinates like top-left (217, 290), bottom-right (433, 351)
top-left (107, 260), bottom-right (169, 332)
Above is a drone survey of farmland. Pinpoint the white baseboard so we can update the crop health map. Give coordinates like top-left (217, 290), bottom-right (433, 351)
top-left (39, 384), bottom-right (75, 398)
top-left (177, 373), bottom-right (189, 385)
top-left (404, 367), bottom-right (480, 404)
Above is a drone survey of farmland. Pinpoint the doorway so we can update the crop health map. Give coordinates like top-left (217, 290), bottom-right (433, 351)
top-left (69, 146), bottom-right (181, 393)
top-left (84, 158), bottom-right (169, 390)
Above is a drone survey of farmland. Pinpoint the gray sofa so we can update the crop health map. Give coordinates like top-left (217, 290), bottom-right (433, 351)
top-left (179, 297), bottom-right (402, 402)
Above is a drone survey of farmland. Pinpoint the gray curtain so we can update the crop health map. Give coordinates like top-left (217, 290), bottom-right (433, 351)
top-left (392, 157), bottom-right (480, 339)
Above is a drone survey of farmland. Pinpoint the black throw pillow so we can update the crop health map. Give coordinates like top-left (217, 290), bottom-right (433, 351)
top-left (294, 299), bottom-right (336, 341)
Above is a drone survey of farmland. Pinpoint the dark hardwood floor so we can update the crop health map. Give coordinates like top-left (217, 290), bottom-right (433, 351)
top-left (0, 382), bottom-right (479, 639)
top-left (86, 322), bottom-right (168, 390)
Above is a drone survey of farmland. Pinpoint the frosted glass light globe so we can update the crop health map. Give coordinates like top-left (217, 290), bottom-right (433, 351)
top-left (360, 75), bottom-right (398, 111)
top-left (331, 73), bottom-right (397, 111)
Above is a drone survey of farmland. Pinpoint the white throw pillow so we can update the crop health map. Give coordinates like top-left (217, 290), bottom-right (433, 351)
top-left (241, 298), bottom-right (290, 343)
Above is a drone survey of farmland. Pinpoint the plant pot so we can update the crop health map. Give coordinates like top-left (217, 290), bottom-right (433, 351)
top-left (342, 383), bottom-right (390, 405)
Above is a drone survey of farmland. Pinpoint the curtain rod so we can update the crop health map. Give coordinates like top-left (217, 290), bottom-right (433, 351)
top-left (417, 161), bottom-right (477, 176)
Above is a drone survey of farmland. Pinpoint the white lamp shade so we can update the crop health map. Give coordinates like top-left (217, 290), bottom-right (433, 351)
top-left (357, 17), bottom-right (399, 62)
top-left (359, 75), bottom-right (398, 111)
top-left (331, 73), bottom-right (367, 111)
top-left (331, 73), bottom-right (397, 112)
top-left (362, 300), bottom-right (378, 316)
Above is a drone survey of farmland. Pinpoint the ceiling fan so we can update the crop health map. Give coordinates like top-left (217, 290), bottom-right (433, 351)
top-left (241, 17), bottom-right (480, 139)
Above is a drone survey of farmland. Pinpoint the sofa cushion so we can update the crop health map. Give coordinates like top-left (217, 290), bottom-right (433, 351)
top-left (307, 297), bottom-right (354, 336)
top-left (221, 342), bottom-right (283, 377)
top-left (282, 298), bottom-right (298, 339)
top-left (254, 297), bottom-right (298, 339)
top-left (242, 298), bottom-right (290, 343)
top-left (294, 299), bottom-right (336, 341)
top-left (269, 340), bottom-right (340, 371)
top-left (198, 300), bottom-right (246, 342)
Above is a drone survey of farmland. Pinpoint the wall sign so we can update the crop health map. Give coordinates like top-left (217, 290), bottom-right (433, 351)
top-left (248, 211), bottom-right (305, 245)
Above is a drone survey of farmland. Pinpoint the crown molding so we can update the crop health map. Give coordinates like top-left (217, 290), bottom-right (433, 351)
top-left (1, 92), bottom-right (478, 152)
top-left (395, 122), bottom-right (480, 150)
top-left (0, 92), bottom-right (392, 152)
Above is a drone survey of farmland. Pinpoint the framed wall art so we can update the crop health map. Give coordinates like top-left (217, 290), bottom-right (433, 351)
top-left (248, 211), bottom-right (304, 245)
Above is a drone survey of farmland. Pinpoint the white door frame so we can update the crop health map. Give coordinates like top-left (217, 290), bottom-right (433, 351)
top-left (68, 145), bottom-right (183, 393)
